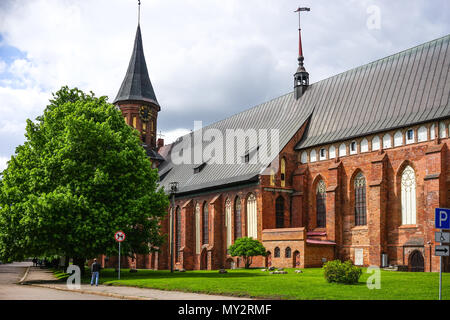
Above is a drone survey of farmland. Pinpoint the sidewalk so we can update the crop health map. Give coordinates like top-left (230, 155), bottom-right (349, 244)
top-left (21, 267), bottom-right (250, 300)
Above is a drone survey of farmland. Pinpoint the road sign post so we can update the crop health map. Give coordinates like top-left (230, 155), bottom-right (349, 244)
top-left (435, 208), bottom-right (450, 301)
top-left (114, 231), bottom-right (126, 280)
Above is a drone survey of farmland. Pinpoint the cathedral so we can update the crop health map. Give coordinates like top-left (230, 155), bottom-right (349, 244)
top-left (104, 15), bottom-right (450, 273)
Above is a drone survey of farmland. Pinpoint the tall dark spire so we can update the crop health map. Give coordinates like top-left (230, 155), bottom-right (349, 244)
top-left (294, 7), bottom-right (310, 100)
top-left (113, 24), bottom-right (160, 109)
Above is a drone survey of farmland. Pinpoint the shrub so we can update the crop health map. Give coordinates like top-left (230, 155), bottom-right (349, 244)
top-left (228, 237), bottom-right (267, 269)
top-left (323, 260), bottom-right (362, 284)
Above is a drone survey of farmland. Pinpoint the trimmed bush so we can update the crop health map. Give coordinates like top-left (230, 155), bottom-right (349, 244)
top-left (323, 260), bottom-right (362, 284)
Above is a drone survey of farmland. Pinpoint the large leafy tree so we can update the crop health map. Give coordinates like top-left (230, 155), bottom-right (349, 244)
top-left (228, 237), bottom-right (267, 269)
top-left (0, 87), bottom-right (169, 271)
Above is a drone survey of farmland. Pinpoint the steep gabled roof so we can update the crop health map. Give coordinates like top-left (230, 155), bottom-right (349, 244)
top-left (114, 25), bottom-right (160, 108)
top-left (158, 93), bottom-right (314, 194)
top-left (158, 34), bottom-right (450, 195)
top-left (295, 34), bottom-right (450, 150)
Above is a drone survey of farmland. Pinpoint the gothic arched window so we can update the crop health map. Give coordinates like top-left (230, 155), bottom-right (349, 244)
top-left (225, 199), bottom-right (232, 250)
top-left (270, 168), bottom-right (275, 186)
top-left (234, 197), bottom-right (242, 239)
top-left (354, 172), bottom-right (367, 226)
top-left (316, 180), bottom-right (326, 228)
top-left (195, 203), bottom-right (200, 254)
top-left (285, 247), bottom-right (292, 258)
top-left (247, 194), bottom-right (257, 238)
top-left (275, 197), bottom-right (284, 228)
top-left (401, 165), bottom-right (416, 225)
top-left (274, 247), bottom-right (280, 258)
top-left (176, 207), bottom-right (182, 262)
top-left (280, 158), bottom-right (286, 187)
top-left (202, 202), bottom-right (209, 244)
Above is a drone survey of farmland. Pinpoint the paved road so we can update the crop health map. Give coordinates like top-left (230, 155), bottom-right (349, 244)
top-left (0, 262), bottom-right (117, 300)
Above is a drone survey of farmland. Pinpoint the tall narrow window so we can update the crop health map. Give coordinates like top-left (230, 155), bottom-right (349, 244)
top-left (195, 203), bottom-right (200, 254)
top-left (316, 180), bottom-right (326, 228)
top-left (270, 169), bottom-right (275, 186)
top-left (234, 197), bottom-right (242, 239)
top-left (275, 197), bottom-right (284, 228)
top-left (401, 165), bottom-right (416, 225)
top-left (354, 173), bottom-right (367, 226)
top-left (285, 247), bottom-right (292, 258)
top-left (274, 247), bottom-right (280, 258)
top-left (176, 207), bottom-right (181, 262)
top-left (225, 199), bottom-right (232, 251)
top-left (132, 116), bottom-right (137, 129)
top-left (280, 158), bottom-right (286, 187)
top-left (247, 194), bottom-right (257, 238)
top-left (202, 202), bottom-right (209, 244)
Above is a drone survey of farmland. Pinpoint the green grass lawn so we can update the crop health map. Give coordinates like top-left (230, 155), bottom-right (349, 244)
top-left (68, 267), bottom-right (450, 300)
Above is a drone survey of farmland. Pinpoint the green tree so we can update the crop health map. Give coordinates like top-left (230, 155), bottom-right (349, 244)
top-left (228, 237), bottom-right (267, 269)
top-left (0, 86), bottom-right (169, 273)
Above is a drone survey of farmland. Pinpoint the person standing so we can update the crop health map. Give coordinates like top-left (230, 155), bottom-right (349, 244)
top-left (90, 258), bottom-right (101, 286)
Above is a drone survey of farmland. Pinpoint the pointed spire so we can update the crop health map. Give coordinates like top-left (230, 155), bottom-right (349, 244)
top-left (294, 7), bottom-right (310, 100)
top-left (113, 24), bottom-right (160, 109)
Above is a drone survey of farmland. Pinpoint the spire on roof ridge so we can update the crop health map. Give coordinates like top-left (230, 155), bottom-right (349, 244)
top-left (293, 6), bottom-right (310, 100)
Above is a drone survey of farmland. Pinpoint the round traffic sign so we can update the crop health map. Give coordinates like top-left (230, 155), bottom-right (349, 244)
top-left (114, 231), bottom-right (126, 242)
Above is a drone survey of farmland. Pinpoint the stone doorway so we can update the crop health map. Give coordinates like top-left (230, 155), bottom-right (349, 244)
top-left (409, 250), bottom-right (424, 272)
top-left (293, 251), bottom-right (300, 268)
top-left (266, 251), bottom-right (272, 268)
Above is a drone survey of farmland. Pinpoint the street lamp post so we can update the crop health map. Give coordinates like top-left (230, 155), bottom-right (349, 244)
top-left (169, 182), bottom-right (179, 273)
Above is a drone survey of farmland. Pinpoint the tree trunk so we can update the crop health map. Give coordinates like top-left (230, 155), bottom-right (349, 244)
top-left (73, 257), bottom-right (86, 276)
top-left (64, 256), bottom-right (70, 271)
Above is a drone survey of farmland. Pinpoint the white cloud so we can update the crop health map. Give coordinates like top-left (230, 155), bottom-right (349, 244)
top-left (0, 0), bottom-right (448, 164)
top-left (162, 128), bottom-right (192, 145)
top-left (0, 59), bottom-right (6, 73)
top-left (0, 156), bottom-right (9, 172)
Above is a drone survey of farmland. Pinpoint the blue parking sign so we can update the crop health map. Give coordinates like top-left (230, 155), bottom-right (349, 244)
top-left (435, 208), bottom-right (450, 229)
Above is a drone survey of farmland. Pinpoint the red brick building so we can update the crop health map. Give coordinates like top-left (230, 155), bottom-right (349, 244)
top-left (108, 21), bottom-right (450, 272)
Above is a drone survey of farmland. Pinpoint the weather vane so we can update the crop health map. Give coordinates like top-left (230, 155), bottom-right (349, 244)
top-left (294, 6), bottom-right (310, 58)
top-left (138, 0), bottom-right (141, 25)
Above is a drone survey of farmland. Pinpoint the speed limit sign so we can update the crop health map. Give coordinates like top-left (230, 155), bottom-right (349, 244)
top-left (114, 231), bottom-right (126, 242)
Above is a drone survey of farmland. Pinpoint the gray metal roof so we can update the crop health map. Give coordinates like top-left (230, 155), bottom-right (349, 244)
top-left (158, 34), bottom-right (450, 194)
top-left (113, 25), bottom-right (160, 107)
top-left (158, 93), bottom-right (314, 194)
top-left (295, 34), bottom-right (450, 150)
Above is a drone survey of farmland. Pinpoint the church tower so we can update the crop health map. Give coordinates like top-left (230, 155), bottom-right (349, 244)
top-left (114, 15), bottom-right (163, 163)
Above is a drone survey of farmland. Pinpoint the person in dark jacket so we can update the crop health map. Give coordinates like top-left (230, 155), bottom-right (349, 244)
top-left (90, 259), bottom-right (101, 286)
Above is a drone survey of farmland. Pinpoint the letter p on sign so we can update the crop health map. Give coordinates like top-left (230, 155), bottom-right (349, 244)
top-left (435, 208), bottom-right (450, 229)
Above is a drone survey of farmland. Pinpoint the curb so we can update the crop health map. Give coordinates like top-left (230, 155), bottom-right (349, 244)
top-left (18, 266), bottom-right (30, 284)
top-left (28, 283), bottom-right (151, 300)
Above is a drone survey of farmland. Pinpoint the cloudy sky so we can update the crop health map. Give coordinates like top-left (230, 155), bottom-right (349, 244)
top-left (0, 0), bottom-right (449, 171)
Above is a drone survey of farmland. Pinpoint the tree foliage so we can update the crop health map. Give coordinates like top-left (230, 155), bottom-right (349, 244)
top-left (0, 86), bottom-right (169, 266)
top-left (228, 237), bottom-right (267, 269)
